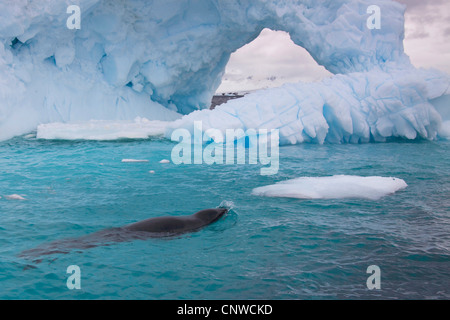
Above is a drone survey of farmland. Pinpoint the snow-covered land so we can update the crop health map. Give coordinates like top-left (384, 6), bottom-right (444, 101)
top-left (1, 0), bottom-right (449, 143)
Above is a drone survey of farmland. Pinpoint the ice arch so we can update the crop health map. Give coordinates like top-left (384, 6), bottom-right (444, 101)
top-left (217, 28), bottom-right (333, 93)
top-left (0, 0), bottom-right (449, 142)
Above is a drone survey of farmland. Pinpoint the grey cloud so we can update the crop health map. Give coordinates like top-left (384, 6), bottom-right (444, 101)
top-left (406, 30), bottom-right (430, 40)
top-left (444, 27), bottom-right (450, 36)
top-left (395, 0), bottom-right (447, 13)
top-left (397, 0), bottom-right (450, 42)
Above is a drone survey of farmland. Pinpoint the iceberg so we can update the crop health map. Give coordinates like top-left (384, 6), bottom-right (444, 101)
top-left (166, 67), bottom-right (449, 144)
top-left (0, 0), bottom-right (449, 143)
top-left (252, 176), bottom-right (408, 200)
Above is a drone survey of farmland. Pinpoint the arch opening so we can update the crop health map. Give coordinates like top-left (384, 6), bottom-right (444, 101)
top-left (216, 28), bottom-right (332, 95)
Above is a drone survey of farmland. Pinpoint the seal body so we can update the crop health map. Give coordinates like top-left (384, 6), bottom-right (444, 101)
top-left (20, 208), bottom-right (229, 261)
top-left (124, 208), bottom-right (228, 235)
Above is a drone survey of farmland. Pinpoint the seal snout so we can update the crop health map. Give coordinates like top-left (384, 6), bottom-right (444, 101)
top-left (211, 208), bottom-right (229, 224)
top-left (193, 208), bottom-right (229, 224)
top-left (218, 208), bottom-right (229, 215)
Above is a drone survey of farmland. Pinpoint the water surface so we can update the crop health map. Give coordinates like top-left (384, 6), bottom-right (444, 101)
top-left (0, 136), bottom-right (449, 299)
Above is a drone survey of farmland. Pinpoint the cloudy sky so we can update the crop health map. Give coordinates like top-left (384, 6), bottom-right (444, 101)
top-left (217, 0), bottom-right (450, 93)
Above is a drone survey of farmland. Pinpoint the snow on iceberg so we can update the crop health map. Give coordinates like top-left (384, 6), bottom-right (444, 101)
top-left (0, 0), bottom-right (449, 143)
top-left (252, 176), bottom-right (408, 200)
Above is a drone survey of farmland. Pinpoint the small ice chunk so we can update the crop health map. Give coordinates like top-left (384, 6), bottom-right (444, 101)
top-left (159, 159), bottom-right (171, 164)
top-left (149, 170), bottom-right (156, 174)
top-left (252, 175), bottom-right (408, 200)
top-left (6, 194), bottom-right (26, 200)
top-left (122, 159), bottom-right (149, 163)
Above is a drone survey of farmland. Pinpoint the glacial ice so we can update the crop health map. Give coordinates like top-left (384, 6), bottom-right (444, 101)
top-left (1, 0), bottom-right (449, 143)
top-left (252, 176), bottom-right (408, 200)
top-left (166, 67), bottom-right (450, 144)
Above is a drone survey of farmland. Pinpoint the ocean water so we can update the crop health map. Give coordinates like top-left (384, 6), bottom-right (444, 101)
top-left (0, 135), bottom-right (449, 300)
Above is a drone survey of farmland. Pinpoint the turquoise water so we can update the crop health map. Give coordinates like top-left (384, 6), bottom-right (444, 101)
top-left (0, 135), bottom-right (449, 300)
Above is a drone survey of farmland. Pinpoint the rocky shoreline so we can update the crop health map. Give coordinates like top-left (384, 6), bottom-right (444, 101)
top-left (210, 93), bottom-right (245, 109)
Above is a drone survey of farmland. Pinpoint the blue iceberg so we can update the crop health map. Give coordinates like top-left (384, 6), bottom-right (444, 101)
top-left (0, 0), bottom-right (449, 143)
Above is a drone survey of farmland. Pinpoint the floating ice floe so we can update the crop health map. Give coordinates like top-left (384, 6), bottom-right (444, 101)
top-left (37, 118), bottom-right (171, 141)
top-left (252, 176), bottom-right (408, 200)
top-left (5, 194), bottom-right (27, 200)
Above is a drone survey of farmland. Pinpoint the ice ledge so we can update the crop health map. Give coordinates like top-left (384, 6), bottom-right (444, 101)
top-left (165, 67), bottom-right (450, 145)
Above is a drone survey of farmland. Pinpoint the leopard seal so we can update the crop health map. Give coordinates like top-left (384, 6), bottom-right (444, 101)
top-left (20, 208), bottom-right (229, 262)
top-left (123, 208), bottom-right (229, 235)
